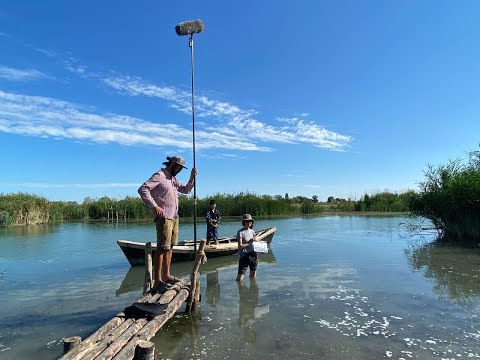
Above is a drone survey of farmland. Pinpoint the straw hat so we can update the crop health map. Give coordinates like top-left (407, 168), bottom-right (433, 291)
top-left (242, 214), bottom-right (254, 224)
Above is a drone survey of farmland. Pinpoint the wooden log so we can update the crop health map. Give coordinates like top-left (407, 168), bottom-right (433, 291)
top-left (59, 313), bottom-right (126, 360)
top-left (63, 336), bottom-right (81, 354)
top-left (158, 278), bottom-right (187, 305)
top-left (146, 292), bottom-right (162, 304)
top-left (133, 340), bottom-right (155, 360)
top-left (112, 285), bottom-right (190, 360)
top-left (127, 280), bottom-right (191, 318)
top-left (143, 242), bottom-right (153, 294)
top-left (93, 319), bottom-right (148, 360)
top-left (133, 290), bottom-right (155, 304)
top-left (136, 286), bottom-right (190, 339)
top-left (79, 319), bottom-right (135, 360)
top-left (187, 240), bottom-right (207, 311)
top-left (144, 278), bottom-right (186, 304)
top-left (192, 278), bottom-right (201, 311)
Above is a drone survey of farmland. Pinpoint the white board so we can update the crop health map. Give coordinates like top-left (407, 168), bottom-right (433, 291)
top-left (253, 241), bottom-right (268, 253)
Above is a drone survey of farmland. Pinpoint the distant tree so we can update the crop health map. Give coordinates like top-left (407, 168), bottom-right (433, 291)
top-left (312, 195), bottom-right (318, 203)
top-left (364, 194), bottom-right (372, 210)
top-left (285, 193), bottom-right (289, 200)
top-left (327, 196), bottom-right (335, 203)
top-left (294, 196), bottom-right (311, 203)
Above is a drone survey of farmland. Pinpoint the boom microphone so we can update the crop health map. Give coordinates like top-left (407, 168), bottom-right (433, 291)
top-left (175, 19), bottom-right (204, 36)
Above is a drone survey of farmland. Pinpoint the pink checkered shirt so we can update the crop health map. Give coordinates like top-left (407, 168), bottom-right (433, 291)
top-left (138, 168), bottom-right (193, 219)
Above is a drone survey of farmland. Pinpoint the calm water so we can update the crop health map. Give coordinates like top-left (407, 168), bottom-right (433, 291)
top-left (0, 216), bottom-right (479, 359)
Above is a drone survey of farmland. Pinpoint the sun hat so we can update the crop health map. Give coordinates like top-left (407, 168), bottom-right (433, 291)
top-left (164, 156), bottom-right (188, 169)
top-left (242, 214), bottom-right (254, 224)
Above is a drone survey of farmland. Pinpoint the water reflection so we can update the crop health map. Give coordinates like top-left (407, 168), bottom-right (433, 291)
top-left (206, 271), bottom-right (220, 306)
top-left (0, 223), bottom-right (60, 237)
top-left (237, 279), bottom-right (269, 344)
top-left (405, 241), bottom-right (480, 305)
top-left (116, 250), bottom-right (277, 296)
top-left (150, 312), bottom-right (201, 359)
top-left (116, 266), bottom-right (144, 296)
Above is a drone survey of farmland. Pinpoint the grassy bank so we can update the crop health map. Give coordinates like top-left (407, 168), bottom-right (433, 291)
top-left (0, 191), bottom-right (411, 227)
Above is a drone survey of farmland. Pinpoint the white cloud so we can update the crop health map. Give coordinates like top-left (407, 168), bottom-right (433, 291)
top-left (33, 48), bottom-right (57, 57)
top-left (0, 90), bottom-right (269, 151)
top-left (14, 50), bottom-right (353, 151)
top-left (0, 32), bottom-right (12, 38)
top-left (63, 57), bottom-right (90, 77)
top-left (102, 74), bottom-right (256, 121)
top-left (101, 75), bottom-right (351, 150)
top-left (199, 153), bottom-right (247, 160)
top-left (0, 65), bottom-right (48, 81)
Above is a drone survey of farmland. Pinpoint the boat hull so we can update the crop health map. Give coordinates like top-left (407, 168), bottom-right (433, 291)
top-left (118, 227), bottom-right (276, 266)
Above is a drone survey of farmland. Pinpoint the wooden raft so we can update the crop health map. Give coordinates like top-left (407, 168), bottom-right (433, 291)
top-left (60, 239), bottom-right (207, 360)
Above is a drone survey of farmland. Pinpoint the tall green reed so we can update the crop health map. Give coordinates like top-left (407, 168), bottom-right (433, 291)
top-left (409, 146), bottom-right (480, 242)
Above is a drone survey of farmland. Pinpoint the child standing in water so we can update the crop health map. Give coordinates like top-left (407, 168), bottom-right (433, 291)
top-left (236, 214), bottom-right (257, 282)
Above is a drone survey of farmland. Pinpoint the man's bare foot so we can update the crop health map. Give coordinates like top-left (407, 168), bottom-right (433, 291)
top-left (166, 275), bottom-right (181, 284)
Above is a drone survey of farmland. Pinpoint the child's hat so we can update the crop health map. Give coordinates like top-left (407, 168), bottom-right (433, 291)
top-left (242, 214), bottom-right (254, 223)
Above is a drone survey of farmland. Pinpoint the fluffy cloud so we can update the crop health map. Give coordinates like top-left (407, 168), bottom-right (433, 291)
top-left (102, 74), bottom-right (352, 150)
top-left (0, 90), bottom-right (269, 151)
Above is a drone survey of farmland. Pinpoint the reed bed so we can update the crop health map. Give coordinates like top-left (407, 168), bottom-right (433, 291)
top-left (0, 193), bottom-right (49, 226)
top-left (1, 190), bottom-right (414, 227)
top-left (409, 146), bottom-right (480, 242)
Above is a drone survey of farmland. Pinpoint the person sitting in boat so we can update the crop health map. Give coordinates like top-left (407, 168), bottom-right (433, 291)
top-left (138, 155), bottom-right (196, 291)
top-left (206, 199), bottom-right (221, 245)
top-left (236, 214), bottom-right (257, 282)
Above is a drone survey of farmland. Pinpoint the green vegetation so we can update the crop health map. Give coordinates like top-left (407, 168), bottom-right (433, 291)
top-left (0, 190), bottom-right (412, 227)
top-left (0, 193), bottom-right (50, 226)
top-left (180, 192), bottom-right (315, 218)
top-left (328, 192), bottom-right (412, 212)
top-left (3, 146), bottom-right (478, 245)
top-left (409, 146), bottom-right (480, 242)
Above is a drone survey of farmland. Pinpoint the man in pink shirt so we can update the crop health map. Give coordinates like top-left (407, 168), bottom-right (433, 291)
top-left (138, 155), bottom-right (197, 290)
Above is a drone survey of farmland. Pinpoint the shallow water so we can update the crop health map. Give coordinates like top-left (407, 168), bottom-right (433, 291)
top-left (0, 216), bottom-right (479, 359)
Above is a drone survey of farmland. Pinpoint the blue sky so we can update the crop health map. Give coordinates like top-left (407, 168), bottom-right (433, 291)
top-left (1, 1), bottom-right (479, 203)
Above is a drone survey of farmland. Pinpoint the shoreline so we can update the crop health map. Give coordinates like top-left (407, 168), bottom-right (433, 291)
top-left (1, 211), bottom-right (411, 227)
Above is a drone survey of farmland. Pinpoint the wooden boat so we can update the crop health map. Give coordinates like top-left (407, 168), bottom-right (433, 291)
top-left (117, 227), bottom-right (276, 266)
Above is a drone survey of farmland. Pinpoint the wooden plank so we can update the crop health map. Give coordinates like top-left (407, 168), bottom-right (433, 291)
top-left (93, 319), bottom-right (148, 360)
top-left (146, 293), bottom-right (161, 304)
top-left (79, 319), bottom-right (135, 360)
top-left (158, 278), bottom-right (187, 305)
top-left (59, 313), bottom-right (126, 360)
top-left (112, 285), bottom-right (190, 360)
top-left (132, 291), bottom-right (155, 304)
